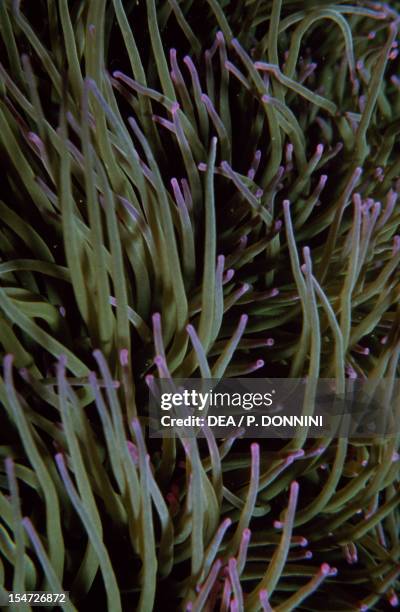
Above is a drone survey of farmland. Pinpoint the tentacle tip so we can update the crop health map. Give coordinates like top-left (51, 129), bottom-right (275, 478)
top-left (3, 354), bottom-right (15, 368)
top-left (291, 480), bottom-right (300, 493)
top-left (389, 594), bottom-right (399, 607)
top-left (119, 349), bottom-right (129, 366)
top-left (54, 451), bottom-right (64, 464)
top-left (225, 269), bottom-right (235, 282)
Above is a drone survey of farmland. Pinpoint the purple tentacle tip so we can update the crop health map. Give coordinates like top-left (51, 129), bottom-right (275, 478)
top-left (119, 349), bottom-right (129, 366)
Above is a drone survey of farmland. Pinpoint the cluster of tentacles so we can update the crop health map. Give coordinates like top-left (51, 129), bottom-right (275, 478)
top-left (0, 1), bottom-right (399, 610)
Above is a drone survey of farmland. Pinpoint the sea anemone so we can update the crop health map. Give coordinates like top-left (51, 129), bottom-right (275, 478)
top-left (0, 1), bottom-right (399, 610)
